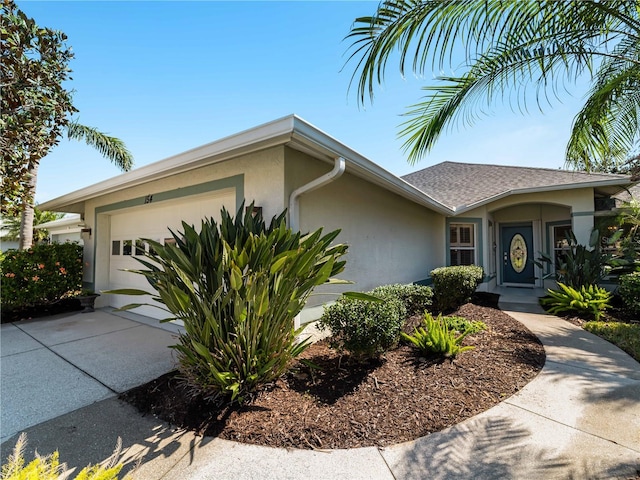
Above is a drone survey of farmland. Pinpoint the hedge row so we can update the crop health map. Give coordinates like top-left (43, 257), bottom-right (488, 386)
top-left (1, 243), bottom-right (83, 312)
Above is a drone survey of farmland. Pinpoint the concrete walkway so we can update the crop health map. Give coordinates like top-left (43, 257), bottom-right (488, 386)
top-left (1, 299), bottom-right (639, 479)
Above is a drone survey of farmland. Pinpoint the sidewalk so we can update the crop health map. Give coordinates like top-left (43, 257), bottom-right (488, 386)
top-left (1, 303), bottom-right (639, 479)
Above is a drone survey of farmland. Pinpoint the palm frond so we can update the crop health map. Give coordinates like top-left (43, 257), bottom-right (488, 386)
top-left (345, 0), bottom-right (640, 168)
top-left (67, 121), bottom-right (133, 171)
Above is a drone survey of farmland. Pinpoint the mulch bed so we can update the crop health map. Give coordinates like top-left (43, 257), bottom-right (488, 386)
top-left (121, 300), bottom-right (545, 449)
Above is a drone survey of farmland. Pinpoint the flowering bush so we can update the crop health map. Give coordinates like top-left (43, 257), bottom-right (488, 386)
top-left (1, 243), bottom-right (83, 313)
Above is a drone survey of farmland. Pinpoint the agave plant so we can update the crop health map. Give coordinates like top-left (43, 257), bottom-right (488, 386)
top-left (107, 203), bottom-right (349, 404)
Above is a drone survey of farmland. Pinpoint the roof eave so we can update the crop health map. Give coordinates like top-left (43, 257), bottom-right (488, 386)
top-left (39, 115), bottom-right (298, 212)
top-left (40, 114), bottom-right (453, 216)
top-left (452, 178), bottom-right (635, 215)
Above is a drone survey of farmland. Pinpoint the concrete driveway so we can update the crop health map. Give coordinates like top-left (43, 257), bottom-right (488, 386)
top-left (1, 309), bottom-right (179, 443)
top-left (1, 302), bottom-right (639, 479)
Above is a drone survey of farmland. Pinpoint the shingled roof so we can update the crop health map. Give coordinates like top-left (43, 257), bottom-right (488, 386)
top-left (402, 161), bottom-right (634, 212)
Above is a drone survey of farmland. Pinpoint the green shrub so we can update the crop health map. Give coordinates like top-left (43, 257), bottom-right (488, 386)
top-left (441, 315), bottom-right (486, 335)
top-left (430, 265), bottom-right (484, 312)
top-left (1, 243), bottom-right (83, 313)
top-left (619, 272), bottom-right (640, 314)
top-left (319, 294), bottom-right (405, 358)
top-left (1, 433), bottom-right (130, 479)
top-left (108, 204), bottom-right (348, 404)
top-left (540, 282), bottom-right (612, 321)
top-left (369, 283), bottom-right (433, 315)
top-left (402, 312), bottom-right (475, 358)
top-left (583, 321), bottom-right (640, 362)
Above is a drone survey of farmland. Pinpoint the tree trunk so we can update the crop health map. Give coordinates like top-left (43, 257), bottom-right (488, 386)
top-left (18, 163), bottom-right (39, 250)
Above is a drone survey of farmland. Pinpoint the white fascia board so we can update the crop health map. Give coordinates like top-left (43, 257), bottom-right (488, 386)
top-left (34, 215), bottom-right (83, 230)
top-left (39, 115), bottom-right (298, 212)
top-left (452, 178), bottom-right (633, 215)
top-left (39, 114), bottom-right (452, 216)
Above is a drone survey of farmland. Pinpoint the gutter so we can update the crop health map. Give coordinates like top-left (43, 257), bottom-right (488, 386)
top-left (452, 178), bottom-right (635, 216)
top-left (288, 156), bottom-right (346, 231)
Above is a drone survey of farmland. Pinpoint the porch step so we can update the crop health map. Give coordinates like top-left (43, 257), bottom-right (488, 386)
top-left (494, 286), bottom-right (546, 313)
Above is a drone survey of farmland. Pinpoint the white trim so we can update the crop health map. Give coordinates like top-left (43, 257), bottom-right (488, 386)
top-left (33, 214), bottom-right (83, 230)
top-left (39, 115), bottom-right (452, 216)
top-left (38, 114), bottom-right (634, 219)
top-left (454, 179), bottom-right (630, 214)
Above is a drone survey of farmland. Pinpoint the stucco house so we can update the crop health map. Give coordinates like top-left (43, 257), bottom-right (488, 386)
top-left (34, 214), bottom-right (84, 245)
top-left (39, 115), bottom-right (638, 321)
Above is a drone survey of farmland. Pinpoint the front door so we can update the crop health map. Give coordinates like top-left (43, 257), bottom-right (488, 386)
top-left (501, 224), bottom-right (535, 285)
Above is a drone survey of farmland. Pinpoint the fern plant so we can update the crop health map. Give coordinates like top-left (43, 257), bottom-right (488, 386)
top-left (401, 313), bottom-right (475, 358)
top-left (540, 282), bottom-right (612, 321)
top-left (441, 315), bottom-right (486, 335)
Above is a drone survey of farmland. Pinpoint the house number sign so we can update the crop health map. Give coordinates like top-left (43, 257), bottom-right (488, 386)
top-left (509, 234), bottom-right (527, 273)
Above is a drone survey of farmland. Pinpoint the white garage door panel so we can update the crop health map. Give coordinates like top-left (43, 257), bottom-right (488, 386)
top-left (108, 191), bottom-right (235, 319)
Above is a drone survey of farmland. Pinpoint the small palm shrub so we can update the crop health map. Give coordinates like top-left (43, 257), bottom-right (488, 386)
top-left (402, 313), bottom-right (475, 358)
top-left (108, 204), bottom-right (348, 404)
top-left (441, 315), bottom-right (486, 335)
top-left (1, 433), bottom-right (129, 479)
top-left (540, 282), bottom-right (612, 321)
top-left (319, 294), bottom-right (405, 358)
top-left (430, 265), bottom-right (483, 312)
top-left (619, 272), bottom-right (640, 315)
top-left (369, 283), bottom-right (433, 315)
top-left (536, 229), bottom-right (609, 287)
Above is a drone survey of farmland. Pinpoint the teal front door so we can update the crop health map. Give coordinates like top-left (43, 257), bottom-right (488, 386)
top-left (501, 224), bottom-right (535, 285)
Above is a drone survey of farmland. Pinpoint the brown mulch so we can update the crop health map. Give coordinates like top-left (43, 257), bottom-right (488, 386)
top-left (121, 301), bottom-right (545, 449)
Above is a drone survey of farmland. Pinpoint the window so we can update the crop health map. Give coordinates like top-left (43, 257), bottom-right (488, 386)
top-left (123, 240), bottom-right (133, 256)
top-left (135, 239), bottom-right (145, 256)
top-left (552, 224), bottom-right (572, 270)
top-left (111, 240), bottom-right (121, 256)
top-left (450, 223), bottom-right (475, 266)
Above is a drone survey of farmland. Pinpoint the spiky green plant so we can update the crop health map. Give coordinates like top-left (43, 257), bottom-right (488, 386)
top-left (440, 315), bottom-right (486, 336)
top-left (402, 312), bottom-right (475, 358)
top-left (540, 282), bottom-right (612, 321)
top-left (107, 204), bottom-right (348, 404)
top-left (0, 433), bottom-right (129, 479)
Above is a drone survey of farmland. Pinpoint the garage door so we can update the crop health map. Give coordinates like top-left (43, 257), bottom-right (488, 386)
top-left (108, 190), bottom-right (235, 319)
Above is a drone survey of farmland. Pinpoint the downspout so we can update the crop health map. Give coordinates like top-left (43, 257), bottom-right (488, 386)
top-left (288, 156), bottom-right (346, 231)
top-left (288, 156), bottom-right (345, 331)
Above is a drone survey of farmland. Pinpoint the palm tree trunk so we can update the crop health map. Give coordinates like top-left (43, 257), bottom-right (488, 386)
top-left (18, 162), bottom-right (39, 250)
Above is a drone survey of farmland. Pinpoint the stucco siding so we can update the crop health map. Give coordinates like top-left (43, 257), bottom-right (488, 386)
top-left (83, 147), bottom-right (287, 292)
top-left (462, 194), bottom-right (592, 288)
top-left (285, 148), bottom-right (444, 305)
top-left (85, 146), bottom-right (286, 220)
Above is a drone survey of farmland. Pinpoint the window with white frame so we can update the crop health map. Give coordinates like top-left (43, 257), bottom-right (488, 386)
top-left (450, 223), bottom-right (475, 266)
top-left (552, 224), bottom-right (572, 271)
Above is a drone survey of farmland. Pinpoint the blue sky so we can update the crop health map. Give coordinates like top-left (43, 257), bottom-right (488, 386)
top-left (22, 1), bottom-right (591, 203)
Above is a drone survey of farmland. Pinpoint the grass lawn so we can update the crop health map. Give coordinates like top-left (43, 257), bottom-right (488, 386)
top-left (583, 321), bottom-right (640, 362)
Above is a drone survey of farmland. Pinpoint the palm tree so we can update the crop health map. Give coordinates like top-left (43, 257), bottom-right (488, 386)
top-left (346, 0), bottom-right (640, 171)
top-left (2, 205), bottom-right (63, 244)
top-left (1, 0), bottom-right (134, 250)
top-left (18, 121), bottom-right (132, 250)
